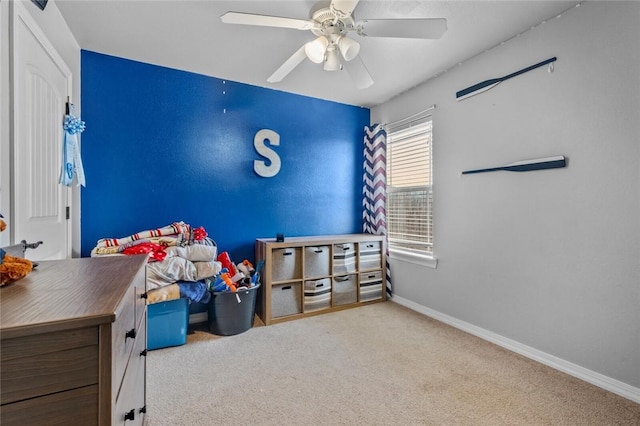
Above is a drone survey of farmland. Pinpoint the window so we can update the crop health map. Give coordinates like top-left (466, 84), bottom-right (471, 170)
top-left (386, 115), bottom-right (433, 260)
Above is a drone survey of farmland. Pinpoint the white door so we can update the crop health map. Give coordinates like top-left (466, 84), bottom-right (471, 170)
top-left (12, 2), bottom-right (71, 260)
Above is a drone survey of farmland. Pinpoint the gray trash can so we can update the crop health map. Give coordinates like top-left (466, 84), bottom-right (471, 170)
top-left (208, 283), bottom-right (260, 336)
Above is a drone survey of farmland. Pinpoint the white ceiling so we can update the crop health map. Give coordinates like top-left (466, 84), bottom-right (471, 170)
top-left (55, 0), bottom-right (580, 108)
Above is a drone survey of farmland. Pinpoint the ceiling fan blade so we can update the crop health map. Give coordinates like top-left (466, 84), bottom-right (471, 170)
top-left (331, 0), bottom-right (360, 16)
top-left (267, 45), bottom-right (308, 83)
top-left (358, 18), bottom-right (447, 39)
top-left (343, 55), bottom-right (374, 89)
top-left (221, 12), bottom-right (317, 31)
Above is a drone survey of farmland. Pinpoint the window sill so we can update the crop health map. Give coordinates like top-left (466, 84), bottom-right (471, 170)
top-left (388, 249), bottom-right (438, 269)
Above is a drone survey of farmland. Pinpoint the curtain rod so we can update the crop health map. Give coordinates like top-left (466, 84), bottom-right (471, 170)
top-left (383, 105), bottom-right (436, 129)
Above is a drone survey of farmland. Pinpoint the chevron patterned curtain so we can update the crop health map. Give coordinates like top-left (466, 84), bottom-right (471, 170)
top-left (363, 124), bottom-right (392, 297)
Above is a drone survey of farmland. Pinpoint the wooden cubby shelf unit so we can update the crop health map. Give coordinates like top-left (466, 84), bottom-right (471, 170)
top-left (255, 234), bottom-right (386, 325)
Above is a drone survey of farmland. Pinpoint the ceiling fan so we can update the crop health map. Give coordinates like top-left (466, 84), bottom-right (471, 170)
top-left (220, 0), bottom-right (447, 89)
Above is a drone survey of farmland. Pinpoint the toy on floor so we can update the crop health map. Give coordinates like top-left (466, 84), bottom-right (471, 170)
top-left (0, 214), bottom-right (34, 287)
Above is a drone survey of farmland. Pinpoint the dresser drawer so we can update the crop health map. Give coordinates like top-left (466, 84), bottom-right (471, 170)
top-left (0, 385), bottom-right (98, 426)
top-left (114, 314), bottom-right (147, 425)
top-left (112, 282), bottom-right (139, 391)
top-left (133, 265), bottom-right (147, 334)
top-left (1, 327), bottom-right (99, 404)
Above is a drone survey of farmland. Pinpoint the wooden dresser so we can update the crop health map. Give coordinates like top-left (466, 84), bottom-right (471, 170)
top-left (0, 255), bottom-right (148, 425)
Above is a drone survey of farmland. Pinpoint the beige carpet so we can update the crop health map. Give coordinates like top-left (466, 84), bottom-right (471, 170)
top-left (146, 301), bottom-right (640, 425)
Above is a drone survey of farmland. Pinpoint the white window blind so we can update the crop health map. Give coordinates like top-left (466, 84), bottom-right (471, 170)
top-left (386, 115), bottom-right (433, 256)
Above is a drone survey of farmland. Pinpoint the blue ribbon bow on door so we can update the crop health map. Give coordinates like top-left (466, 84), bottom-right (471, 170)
top-left (59, 103), bottom-right (86, 187)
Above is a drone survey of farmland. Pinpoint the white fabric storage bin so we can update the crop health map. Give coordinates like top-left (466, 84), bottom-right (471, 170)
top-left (358, 241), bottom-right (382, 270)
top-left (271, 283), bottom-right (302, 318)
top-left (304, 278), bottom-right (332, 312)
top-left (333, 243), bottom-right (356, 274)
top-left (332, 274), bottom-right (357, 306)
top-left (359, 271), bottom-right (383, 302)
top-left (304, 246), bottom-right (330, 278)
top-left (271, 248), bottom-right (302, 282)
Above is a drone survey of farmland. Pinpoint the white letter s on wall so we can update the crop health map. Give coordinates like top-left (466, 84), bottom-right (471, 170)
top-left (253, 129), bottom-right (281, 178)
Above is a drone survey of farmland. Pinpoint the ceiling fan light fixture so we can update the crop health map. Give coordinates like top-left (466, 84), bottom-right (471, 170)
top-left (305, 36), bottom-right (328, 64)
top-left (337, 36), bottom-right (360, 61)
top-left (324, 46), bottom-right (341, 71)
top-left (221, 2), bottom-right (446, 87)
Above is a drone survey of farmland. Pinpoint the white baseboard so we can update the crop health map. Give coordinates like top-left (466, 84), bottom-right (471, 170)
top-left (189, 312), bottom-right (207, 325)
top-left (391, 295), bottom-right (640, 404)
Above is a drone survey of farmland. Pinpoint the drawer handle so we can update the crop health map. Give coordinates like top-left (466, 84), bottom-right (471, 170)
top-left (282, 251), bottom-right (292, 256)
top-left (140, 349), bottom-right (148, 357)
top-left (314, 248), bottom-right (324, 253)
top-left (125, 328), bottom-right (137, 340)
top-left (124, 409), bottom-right (135, 421)
top-left (281, 285), bottom-right (292, 290)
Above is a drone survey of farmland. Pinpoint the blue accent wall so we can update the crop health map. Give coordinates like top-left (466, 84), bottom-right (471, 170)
top-left (80, 51), bottom-right (370, 262)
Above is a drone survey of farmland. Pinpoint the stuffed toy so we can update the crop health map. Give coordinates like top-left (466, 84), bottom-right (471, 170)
top-left (0, 214), bottom-right (34, 286)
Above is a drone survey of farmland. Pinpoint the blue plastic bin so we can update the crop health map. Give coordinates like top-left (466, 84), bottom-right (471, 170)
top-left (147, 298), bottom-right (189, 350)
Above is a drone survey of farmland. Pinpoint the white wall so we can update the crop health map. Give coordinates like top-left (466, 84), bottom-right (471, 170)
top-left (0, 0), bottom-right (80, 252)
top-left (372, 1), bottom-right (640, 396)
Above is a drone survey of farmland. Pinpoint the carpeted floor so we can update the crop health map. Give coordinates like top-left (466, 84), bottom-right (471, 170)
top-left (146, 301), bottom-right (640, 425)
